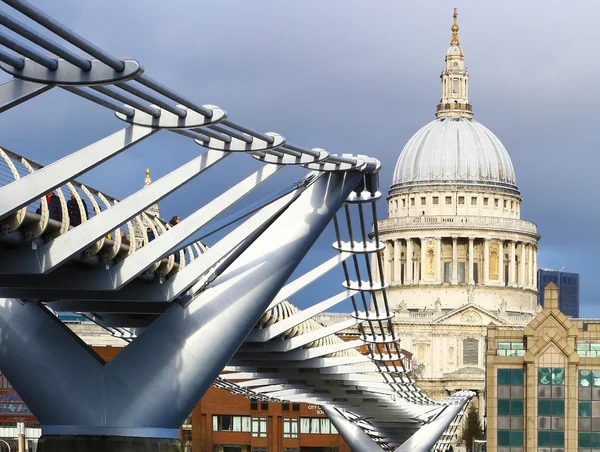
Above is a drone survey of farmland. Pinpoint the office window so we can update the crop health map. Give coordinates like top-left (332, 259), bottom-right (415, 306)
top-left (250, 399), bottom-right (258, 410)
top-left (213, 415), bottom-right (251, 432)
top-left (261, 402), bottom-right (268, 410)
top-left (577, 367), bottom-right (600, 452)
top-left (252, 417), bottom-right (267, 438)
top-left (445, 196), bottom-right (452, 204)
top-left (497, 368), bottom-right (524, 450)
top-left (458, 196), bottom-right (465, 205)
top-left (251, 448), bottom-right (267, 452)
top-left (300, 418), bottom-right (338, 434)
top-left (538, 368), bottom-right (565, 451)
top-left (410, 198), bottom-right (415, 206)
top-left (283, 418), bottom-right (298, 438)
top-left (282, 403), bottom-right (290, 411)
top-left (292, 403), bottom-right (300, 412)
top-left (420, 197), bottom-right (426, 205)
top-left (433, 196), bottom-right (439, 205)
top-left (497, 342), bottom-right (525, 357)
top-left (463, 338), bottom-right (478, 365)
top-left (577, 344), bottom-right (600, 358)
top-left (471, 197), bottom-right (477, 205)
top-left (483, 197), bottom-right (489, 206)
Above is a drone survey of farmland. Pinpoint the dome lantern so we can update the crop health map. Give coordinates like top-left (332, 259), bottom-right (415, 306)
top-left (436, 8), bottom-right (472, 119)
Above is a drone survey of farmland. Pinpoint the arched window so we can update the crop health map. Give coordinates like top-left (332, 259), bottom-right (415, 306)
top-left (463, 338), bottom-right (479, 365)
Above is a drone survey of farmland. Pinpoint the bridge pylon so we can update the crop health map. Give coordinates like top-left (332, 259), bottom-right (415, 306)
top-left (0, 171), bottom-right (362, 451)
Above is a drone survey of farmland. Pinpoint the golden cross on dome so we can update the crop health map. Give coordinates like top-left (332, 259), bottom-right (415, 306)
top-left (451, 8), bottom-right (460, 45)
top-left (144, 168), bottom-right (152, 185)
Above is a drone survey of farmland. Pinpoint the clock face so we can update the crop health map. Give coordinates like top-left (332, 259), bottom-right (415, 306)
top-left (453, 62), bottom-right (458, 67)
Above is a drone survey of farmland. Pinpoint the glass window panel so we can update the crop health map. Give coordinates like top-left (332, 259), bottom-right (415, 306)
top-left (497, 350), bottom-right (506, 357)
top-left (458, 262), bottom-right (466, 283)
top-left (498, 399), bottom-right (510, 416)
top-left (310, 418), bottom-right (320, 434)
top-left (580, 432), bottom-right (592, 448)
top-left (551, 430), bottom-right (564, 447)
top-left (552, 368), bottom-right (565, 385)
top-left (498, 342), bottom-right (511, 350)
top-left (593, 371), bottom-right (600, 386)
top-left (233, 416), bottom-right (242, 432)
top-left (538, 368), bottom-right (551, 385)
top-left (242, 417), bottom-right (251, 432)
top-left (260, 419), bottom-right (267, 437)
top-left (497, 430), bottom-right (510, 447)
top-left (320, 418), bottom-right (329, 434)
top-left (510, 430), bottom-right (523, 447)
top-left (511, 342), bottom-right (524, 350)
top-left (300, 418), bottom-right (310, 434)
top-left (331, 423), bottom-right (338, 434)
top-left (552, 399), bottom-right (565, 416)
top-left (593, 431), bottom-right (600, 448)
top-left (283, 420), bottom-right (290, 434)
top-left (580, 370), bottom-right (592, 387)
top-left (511, 400), bottom-right (524, 416)
top-left (579, 401), bottom-right (592, 417)
top-left (222, 416), bottom-right (232, 431)
top-left (591, 344), bottom-right (600, 350)
top-left (444, 262), bottom-right (452, 283)
top-left (511, 369), bottom-right (524, 386)
top-left (291, 419), bottom-right (298, 434)
top-left (538, 399), bottom-right (551, 416)
top-left (538, 430), bottom-right (551, 447)
top-left (213, 416), bottom-right (218, 432)
top-left (498, 369), bottom-right (511, 386)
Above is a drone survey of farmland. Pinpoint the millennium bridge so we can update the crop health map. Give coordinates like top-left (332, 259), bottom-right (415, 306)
top-left (0, 1), bottom-right (473, 450)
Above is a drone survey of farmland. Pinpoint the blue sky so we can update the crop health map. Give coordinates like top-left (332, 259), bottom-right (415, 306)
top-left (0, 1), bottom-right (598, 314)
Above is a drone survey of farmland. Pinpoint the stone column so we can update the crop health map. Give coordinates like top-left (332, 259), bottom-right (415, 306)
top-left (436, 237), bottom-right (442, 284)
top-left (451, 236), bottom-right (458, 284)
top-left (406, 238), bottom-right (413, 284)
top-left (419, 237), bottom-right (426, 283)
top-left (509, 241), bottom-right (516, 286)
top-left (520, 242), bottom-right (526, 288)
top-left (394, 239), bottom-right (401, 284)
top-left (533, 246), bottom-right (538, 290)
top-left (383, 241), bottom-right (391, 283)
top-left (498, 241), bottom-right (504, 285)
top-left (468, 237), bottom-right (475, 284)
top-left (527, 244), bottom-right (533, 288)
top-left (483, 239), bottom-right (489, 285)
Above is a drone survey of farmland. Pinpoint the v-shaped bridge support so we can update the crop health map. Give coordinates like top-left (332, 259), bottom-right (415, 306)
top-left (0, 170), bottom-right (363, 450)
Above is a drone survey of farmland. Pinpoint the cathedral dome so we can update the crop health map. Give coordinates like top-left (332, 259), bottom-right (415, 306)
top-left (391, 117), bottom-right (517, 191)
top-left (391, 8), bottom-right (518, 194)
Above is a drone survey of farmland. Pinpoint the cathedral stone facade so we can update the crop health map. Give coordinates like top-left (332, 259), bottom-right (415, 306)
top-left (373, 10), bottom-right (541, 414)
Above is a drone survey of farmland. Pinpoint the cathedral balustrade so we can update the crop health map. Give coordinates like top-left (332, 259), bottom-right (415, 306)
top-left (378, 215), bottom-right (537, 235)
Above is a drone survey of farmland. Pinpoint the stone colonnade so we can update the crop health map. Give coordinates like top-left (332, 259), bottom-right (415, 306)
top-left (377, 236), bottom-right (537, 289)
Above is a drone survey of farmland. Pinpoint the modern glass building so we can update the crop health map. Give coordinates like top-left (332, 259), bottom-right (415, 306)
top-left (537, 268), bottom-right (580, 317)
